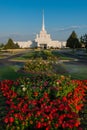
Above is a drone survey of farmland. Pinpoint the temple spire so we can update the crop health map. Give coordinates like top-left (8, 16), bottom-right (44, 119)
top-left (42, 10), bottom-right (45, 31)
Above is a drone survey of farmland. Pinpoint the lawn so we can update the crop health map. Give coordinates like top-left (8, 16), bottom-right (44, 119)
top-left (64, 62), bottom-right (87, 79)
top-left (0, 65), bottom-right (22, 80)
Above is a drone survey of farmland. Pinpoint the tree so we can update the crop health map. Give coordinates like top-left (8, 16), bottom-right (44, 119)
top-left (66, 31), bottom-right (81, 49)
top-left (0, 43), bottom-right (4, 48)
top-left (4, 38), bottom-right (19, 49)
top-left (14, 43), bottom-right (20, 49)
top-left (80, 34), bottom-right (87, 48)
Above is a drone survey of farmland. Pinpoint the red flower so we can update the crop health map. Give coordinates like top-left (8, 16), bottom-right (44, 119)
top-left (54, 123), bottom-right (59, 128)
top-left (36, 122), bottom-right (42, 128)
top-left (75, 121), bottom-right (80, 127)
top-left (4, 117), bottom-right (9, 123)
top-left (46, 125), bottom-right (51, 130)
top-left (62, 96), bottom-right (67, 102)
top-left (9, 117), bottom-right (14, 123)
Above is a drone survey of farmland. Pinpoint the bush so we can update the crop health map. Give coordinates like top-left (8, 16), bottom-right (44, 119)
top-left (24, 59), bottom-right (53, 74)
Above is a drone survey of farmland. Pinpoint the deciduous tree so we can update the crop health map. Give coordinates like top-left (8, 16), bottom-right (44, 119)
top-left (80, 34), bottom-right (87, 49)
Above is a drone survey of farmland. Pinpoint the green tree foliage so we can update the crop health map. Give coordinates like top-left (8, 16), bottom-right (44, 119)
top-left (80, 34), bottom-right (87, 49)
top-left (4, 38), bottom-right (19, 49)
top-left (15, 43), bottom-right (20, 49)
top-left (0, 43), bottom-right (4, 48)
top-left (66, 31), bottom-right (81, 49)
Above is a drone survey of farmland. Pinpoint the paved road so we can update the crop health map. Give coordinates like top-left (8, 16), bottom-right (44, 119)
top-left (0, 50), bottom-right (31, 66)
top-left (0, 49), bottom-right (87, 66)
top-left (57, 50), bottom-right (87, 65)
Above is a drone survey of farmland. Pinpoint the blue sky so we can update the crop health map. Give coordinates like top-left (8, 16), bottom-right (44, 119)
top-left (0, 0), bottom-right (87, 43)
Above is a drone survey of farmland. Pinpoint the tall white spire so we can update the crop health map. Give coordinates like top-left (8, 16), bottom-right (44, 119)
top-left (42, 10), bottom-right (45, 31)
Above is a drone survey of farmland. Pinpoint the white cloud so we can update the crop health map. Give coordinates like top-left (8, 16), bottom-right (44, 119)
top-left (53, 25), bottom-right (87, 32)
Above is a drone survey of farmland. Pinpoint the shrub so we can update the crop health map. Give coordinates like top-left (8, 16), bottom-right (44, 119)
top-left (24, 59), bottom-right (53, 74)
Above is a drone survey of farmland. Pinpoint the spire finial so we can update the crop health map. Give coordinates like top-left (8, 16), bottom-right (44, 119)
top-left (42, 10), bottom-right (45, 31)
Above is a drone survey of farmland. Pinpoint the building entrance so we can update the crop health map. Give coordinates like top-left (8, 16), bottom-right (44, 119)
top-left (40, 44), bottom-right (47, 49)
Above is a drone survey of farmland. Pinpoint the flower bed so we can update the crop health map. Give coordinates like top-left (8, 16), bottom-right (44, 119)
top-left (24, 59), bottom-right (53, 74)
top-left (0, 75), bottom-right (87, 130)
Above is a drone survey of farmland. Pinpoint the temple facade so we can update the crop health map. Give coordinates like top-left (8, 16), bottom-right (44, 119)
top-left (34, 11), bottom-right (63, 49)
top-left (15, 12), bottom-right (66, 49)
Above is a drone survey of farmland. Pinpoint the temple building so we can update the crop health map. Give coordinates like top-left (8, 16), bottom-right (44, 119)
top-left (34, 11), bottom-right (63, 49)
top-left (15, 12), bottom-right (66, 49)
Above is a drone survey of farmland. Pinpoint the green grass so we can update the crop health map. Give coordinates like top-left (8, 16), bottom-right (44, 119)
top-left (59, 56), bottom-right (74, 60)
top-left (12, 50), bottom-right (74, 61)
top-left (64, 63), bottom-right (87, 79)
top-left (52, 50), bottom-right (75, 60)
top-left (52, 63), bottom-right (69, 75)
top-left (0, 65), bottom-right (43, 80)
top-left (0, 65), bottom-right (23, 80)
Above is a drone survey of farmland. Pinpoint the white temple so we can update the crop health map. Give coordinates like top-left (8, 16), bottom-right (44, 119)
top-left (35, 11), bottom-right (63, 49)
top-left (15, 11), bottom-right (66, 49)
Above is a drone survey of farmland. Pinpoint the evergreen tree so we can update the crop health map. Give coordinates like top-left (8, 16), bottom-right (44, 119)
top-left (0, 43), bottom-right (4, 48)
top-left (14, 43), bottom-right (20, 49)
top-left (66, 31), bottom-right (81, 49)
top-left (4, 38), bottom-right (19, 49)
